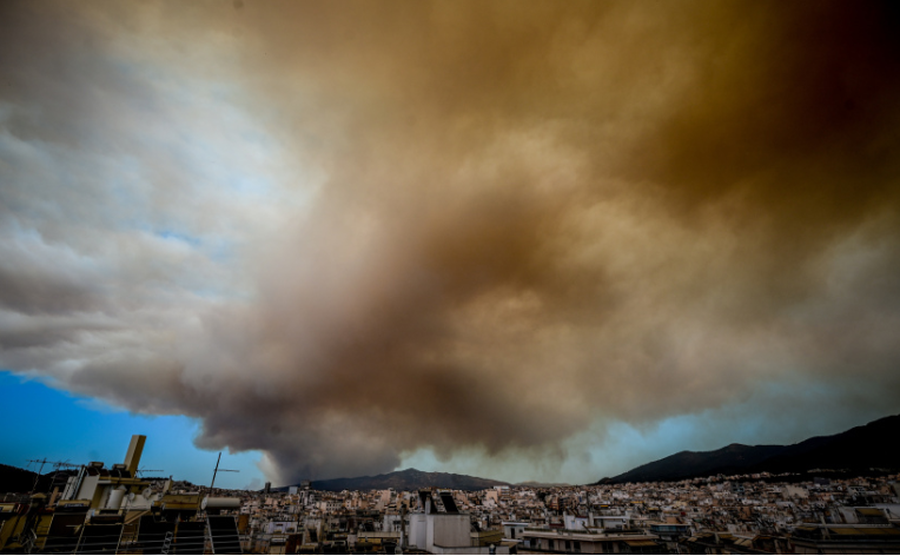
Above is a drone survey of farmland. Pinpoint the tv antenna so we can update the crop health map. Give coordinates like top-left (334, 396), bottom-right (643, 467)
top-left (136, 467), bottom-right (165, 477)
top-left (26, 458), bottom-right (80, 493)
top-left (209, 452), bottom-right (239, 491)
top-left (27, 458), bottom-right (80, 473)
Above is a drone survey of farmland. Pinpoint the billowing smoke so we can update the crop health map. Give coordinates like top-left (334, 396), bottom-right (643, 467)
top-left (2, 0), bottom-right (900, 484)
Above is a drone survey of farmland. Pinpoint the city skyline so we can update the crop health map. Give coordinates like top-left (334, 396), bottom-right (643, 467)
top-left (2, 1), bottom-right (900, 487)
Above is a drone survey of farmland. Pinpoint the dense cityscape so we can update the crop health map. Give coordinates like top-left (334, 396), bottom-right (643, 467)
top-left (1, 434), bottom-right (899, 554)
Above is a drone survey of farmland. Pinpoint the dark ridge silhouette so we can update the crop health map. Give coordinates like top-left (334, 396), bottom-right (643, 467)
top-left (0, 463), bottom-right (64, 494)
top-left (280, 468), bottom-right (510, 492)
top-left (597, 414), bottom-right (900, 484)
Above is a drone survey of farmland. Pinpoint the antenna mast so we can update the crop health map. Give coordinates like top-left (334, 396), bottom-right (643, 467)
top-left (26, 459), bottom-right (80, 494)
top-left (209, 452), bottom-right (239, 492)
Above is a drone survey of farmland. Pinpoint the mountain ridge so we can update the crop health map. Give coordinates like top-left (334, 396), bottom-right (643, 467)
top-left (597, 414), bottom-right (900, 484)
top-left (280, 467), bottom-right (511, 492)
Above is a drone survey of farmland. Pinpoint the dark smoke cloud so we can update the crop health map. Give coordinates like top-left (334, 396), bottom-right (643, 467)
top-left (2, 0), bottom-right (900, 483)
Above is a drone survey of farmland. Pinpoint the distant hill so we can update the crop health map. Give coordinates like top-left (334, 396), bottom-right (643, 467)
top-left (0, 464), bottom-right (55, 494)
top-left (283, 468), bottom-right (510, 492)
top-left (516, 481), bottom-right (572, 488)
top-left (598, 414), bottom-right (900, 484)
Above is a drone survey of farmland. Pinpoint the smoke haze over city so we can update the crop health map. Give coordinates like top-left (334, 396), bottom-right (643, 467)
top-left (2, 0), bottom-right (900, 486)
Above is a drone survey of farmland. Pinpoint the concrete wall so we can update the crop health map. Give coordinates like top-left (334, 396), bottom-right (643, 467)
top-left (409, 513), bottom-right (471, 552)
top-left (432, 514), bottom-right (470, 549)
top-left (76, 476), bottom-right (99, 501)
top-left (408, 513), bottom-right (427, 550)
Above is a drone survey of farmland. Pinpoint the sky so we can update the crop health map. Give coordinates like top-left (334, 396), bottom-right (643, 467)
top-left (1, 0), bottom-right (900, 487)
top-left (0, 373), bottom-right (264, 490)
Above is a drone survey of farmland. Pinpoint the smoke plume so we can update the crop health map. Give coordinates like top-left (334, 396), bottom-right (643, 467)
top-left (2, 0), bottom-right (900, 483)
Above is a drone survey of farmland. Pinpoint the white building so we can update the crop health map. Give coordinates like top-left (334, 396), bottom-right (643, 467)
top-left (407, 490), bottom-right (510, 554)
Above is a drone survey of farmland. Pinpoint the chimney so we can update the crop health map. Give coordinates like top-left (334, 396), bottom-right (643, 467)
top-left (124, 435), bottom-right (146, 476)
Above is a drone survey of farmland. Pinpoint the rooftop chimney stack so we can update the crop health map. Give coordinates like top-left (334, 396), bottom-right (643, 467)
top-left (124, 434), bottom-right (146, 476)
